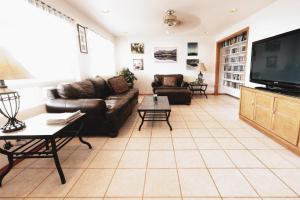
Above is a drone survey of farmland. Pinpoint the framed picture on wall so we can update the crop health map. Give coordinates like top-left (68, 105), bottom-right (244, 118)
top-left (187, 42), bottom-right (198, 56)
top-left (131, 43), bottom-right (144, 54)
top-left (77, 24), bottom-right (88, 54)
top-left (186, 59), bottom-right (199, 69)
top-left (154, 47), bottom-right (177, 63)
top-left (133, 59), bottom-right (144, 70)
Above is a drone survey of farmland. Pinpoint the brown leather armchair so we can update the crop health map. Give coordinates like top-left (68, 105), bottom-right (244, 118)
top-left (151, 74), bottom-right (192, 105)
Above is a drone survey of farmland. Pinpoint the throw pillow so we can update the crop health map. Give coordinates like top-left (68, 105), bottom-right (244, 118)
top-left (107, 76), bottom-right (129, 94)
top-left (57, 80), bottom-right (95, 99)
top-left (163, 76), bottom-right (177, 87)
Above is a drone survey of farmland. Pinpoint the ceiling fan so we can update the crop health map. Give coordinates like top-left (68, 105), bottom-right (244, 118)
top-left (163, 9), bottom-right (180, 27)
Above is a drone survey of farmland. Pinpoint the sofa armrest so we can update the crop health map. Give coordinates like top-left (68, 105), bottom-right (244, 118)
top-left (181, 81), bottom-right (189, 88)
top-left (46, 98), bottom-right (107, 115)
top-left (151, 81), bottom-right (161, 88)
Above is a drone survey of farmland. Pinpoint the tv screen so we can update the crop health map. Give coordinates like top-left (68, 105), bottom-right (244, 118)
top-left (250, 29), bottom-right (300, 88)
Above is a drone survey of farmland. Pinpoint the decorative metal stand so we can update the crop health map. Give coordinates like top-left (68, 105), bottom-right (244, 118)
top-left (0, 91), bottom-right (25, 133)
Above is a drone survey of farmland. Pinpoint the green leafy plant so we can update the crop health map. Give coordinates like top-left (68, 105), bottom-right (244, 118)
top-left (117, 68), bottom-right (137, 84)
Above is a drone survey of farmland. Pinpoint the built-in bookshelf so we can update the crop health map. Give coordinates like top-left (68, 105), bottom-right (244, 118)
top-left (215, 28), bottom-right (248, 97)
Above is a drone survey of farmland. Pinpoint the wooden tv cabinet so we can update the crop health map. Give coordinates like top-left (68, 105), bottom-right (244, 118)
top-left (240, 86), bottom-right (300, 155)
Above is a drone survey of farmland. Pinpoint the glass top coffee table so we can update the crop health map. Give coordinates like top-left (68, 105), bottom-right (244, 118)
top-left (137, 96), bottom-right (172, 131)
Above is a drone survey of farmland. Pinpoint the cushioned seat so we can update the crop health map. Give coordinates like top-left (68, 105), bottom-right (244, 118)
top-left (155, 88), bottom-right (191, 105)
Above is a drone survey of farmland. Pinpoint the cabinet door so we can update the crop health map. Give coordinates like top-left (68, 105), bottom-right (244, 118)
top-left (240, 88), bottom-right (255, 120)
top-left (254, 93), bottom-right (274, 129)
top-left (272, 98), bottom-right (300, 145)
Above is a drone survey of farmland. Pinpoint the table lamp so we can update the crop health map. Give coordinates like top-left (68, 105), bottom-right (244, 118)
top-left (196, 63), bottom-right (207, 83)
top-left (0, 48), bottom-right (32, 132)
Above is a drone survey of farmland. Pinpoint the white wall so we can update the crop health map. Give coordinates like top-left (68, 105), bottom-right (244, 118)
top-left (215, 0), bottom-right (300, 89)
top-left (116, 35), bottom-right (215, 94)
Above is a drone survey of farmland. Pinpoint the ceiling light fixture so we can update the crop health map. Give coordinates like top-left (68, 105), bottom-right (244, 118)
top-left (163, 9), bottom-right (180, 27)
top-left (229, 8), bottom-right (238, 13)
top-left (101, 9), bottom-right (110, 14)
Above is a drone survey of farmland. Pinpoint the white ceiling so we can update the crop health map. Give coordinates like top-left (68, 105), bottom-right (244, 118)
top-left (64, 0), bottom-right (276, 37)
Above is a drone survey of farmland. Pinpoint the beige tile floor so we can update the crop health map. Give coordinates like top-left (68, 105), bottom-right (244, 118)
top-left (0, 95), bottom-right (300, 200)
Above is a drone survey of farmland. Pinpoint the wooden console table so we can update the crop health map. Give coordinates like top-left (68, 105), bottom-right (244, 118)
top-left (0, 113), bottom-right (92, 186)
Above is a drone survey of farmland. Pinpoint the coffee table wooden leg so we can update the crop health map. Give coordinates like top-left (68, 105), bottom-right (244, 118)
top-left (166, 111), bottom-right (172, 131)
top-left (50, 138), bottom-right (66, 184)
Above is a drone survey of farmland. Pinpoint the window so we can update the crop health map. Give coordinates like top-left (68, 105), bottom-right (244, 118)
top-left (0, 1), bottom-right (79, 108)
top-left (0, 0), bottom-right (79, 85)
top-left (87, 30), bottom-right (116, 77)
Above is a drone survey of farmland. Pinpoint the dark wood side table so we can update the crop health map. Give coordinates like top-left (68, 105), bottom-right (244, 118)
top-left (189, 82), bottom-right (208, 98)
top-left (0, 113), bottom-right (92, 186)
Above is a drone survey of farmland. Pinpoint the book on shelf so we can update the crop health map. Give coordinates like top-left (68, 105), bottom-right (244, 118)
top-left (46, 111), bottom-right (82, 125)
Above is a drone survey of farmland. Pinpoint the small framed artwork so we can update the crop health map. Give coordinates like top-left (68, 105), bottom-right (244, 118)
top-left (133, 59), bottom-right (144, 70)
top-left (77, 24), bottom-right (88, 53)
top-left (131, 43), bottom-right (144, 54)
top-left (187, 42), bottom-right (198, 56)
top-left (186, 59), bottom-right (199, 69)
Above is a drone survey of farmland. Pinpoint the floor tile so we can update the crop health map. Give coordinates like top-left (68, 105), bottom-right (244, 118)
top-left (203, 121), bottom-right (223, 129)
top-left (200, 150), bottom-right (235, 168)
top-left (151, 129), bottom-right (171, 137)
top-left (275, 150), bottom-right (300, 168)
top-left (131, 129), bottom-right (152, 138)
top-left (88, 151), bottom-right (123, 168)
top-left (118, 151), bottom-right (148, 168)
top-left (215, 138), bottom-right (245, 149)
top-left (148, 151), bottom-right (176, 168)
top-left (208, 129), bottom-right (232, 138)
top-left (150, 138), bottom-right (173, 150)
top-left (172, 138), bottom-right (197, 150)
top-left (194, 138), bottom-right (221, 149)
top-left (210, 169), bottom-right (258, 197)
top-left (227, 128), bottom-right (256, 138)
top-left (175, 150), bottom-right (205, 168)
top-left (171, 129), bottom-right (192, 137)
top-left (62, 149), bottom-right (97, 168)
top-left (186, 121), bottom-right (204, 129)
top-left (102, 138), bottom-right (129, 150)
top-left (251, 150), bottom-right (296, 168)
top-left (144, 169), bottom-right (180, 197)
top-left (189, 128), bottom-right (212, 137)
top-left (67, 169), bottom-right (114, 197)
top-left (126, 138), bottom-right (150, 150)
top-left (225, 150), bottom-right (265, 168)
top-left (0, 169), bottom-right (51, 197)
top-left (178, 169), bottom-right (219, 197)
top-left (273, 169), bottom-right (300, 195)
top-left (237, 138), bottom-right (269, 150)
top-left (29, 169), bottom-right (83, 197)
top-left (106, 169), bottom-right (145, 197)
top-left (241, 169), bottom-right (297, 197)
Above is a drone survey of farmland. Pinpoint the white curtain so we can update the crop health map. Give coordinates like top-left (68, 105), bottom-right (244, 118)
top-left (0, 0), bottom-right (78, 85)
top-left (0, 0), bottom-right (79, 108)
top-left (87, 30), bottom-right (116, 77)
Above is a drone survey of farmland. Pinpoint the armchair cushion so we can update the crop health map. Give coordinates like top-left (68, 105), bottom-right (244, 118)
top-left (163, 76), bottom-right (177, 87)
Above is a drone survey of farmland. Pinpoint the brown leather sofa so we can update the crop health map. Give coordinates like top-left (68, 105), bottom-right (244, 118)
top-left (46, 76), bottom-right (138, 137)
top-left (151, 74), bottom-right (192, 105)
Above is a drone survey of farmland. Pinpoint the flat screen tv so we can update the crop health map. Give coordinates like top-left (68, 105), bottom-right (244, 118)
top-left (250, 28), bottom-right (300, 91)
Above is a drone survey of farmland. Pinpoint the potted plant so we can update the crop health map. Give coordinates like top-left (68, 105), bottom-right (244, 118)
top-left (117, 68), bottom-right (137, 88)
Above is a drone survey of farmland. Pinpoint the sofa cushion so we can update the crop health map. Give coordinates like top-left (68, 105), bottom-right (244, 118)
top-left (107, 76), bottom-right (129, 94)
top-left (88, 76), bottom-right (110, 99)
top-left (163, 76), bottom-right (177, 86)
top-left (107, 88), bottom-right (139, 102)
top-left (154, 74), bottom-right (183, 87)
top-left (57, 80), bottom-right (95, 99)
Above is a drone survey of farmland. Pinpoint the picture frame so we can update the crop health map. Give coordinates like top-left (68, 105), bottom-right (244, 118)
top-left (154, 47), bottom-right (177, 63)
top-left (131, 43), bottom-right (144, 54)
top-left (186, 59), bottom-right (199, 69)
top-left (77, 24), bottom-right (88, 54)
top-left (133, 59), bottom-right (144, 70)
top-left (187, 42), bottom-right (198, 56)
